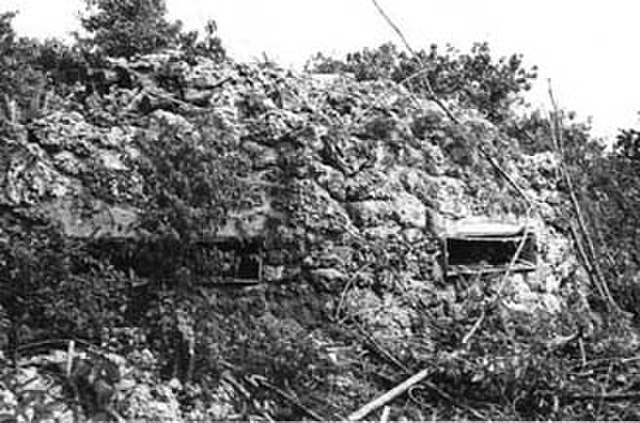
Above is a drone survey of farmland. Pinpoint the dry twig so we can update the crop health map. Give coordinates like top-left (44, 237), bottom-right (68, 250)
top-left (348, 368), bottom-right (431, 421)
top-left (66, 340), bottom-right (75, 378)
top-left (547, 80), bottom-right (619, 312)
top-left (380, 405), bottom-right (390, 423)
top-left (570, 222), bottom-right (606, 300)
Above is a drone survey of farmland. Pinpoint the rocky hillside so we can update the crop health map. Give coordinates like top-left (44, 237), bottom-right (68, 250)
top-left (1, 49), bottom-right (638, 421)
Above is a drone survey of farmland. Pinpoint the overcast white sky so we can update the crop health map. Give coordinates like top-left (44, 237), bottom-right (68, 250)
top-left (3, 0), bottom-right (640, 139)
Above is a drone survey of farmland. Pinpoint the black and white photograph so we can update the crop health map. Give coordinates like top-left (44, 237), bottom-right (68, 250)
top-left (0, 0), bottom-right (639, 420)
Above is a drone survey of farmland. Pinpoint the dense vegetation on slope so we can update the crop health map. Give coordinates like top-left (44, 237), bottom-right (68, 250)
top-left (1, 1), bottom-right (640, 421)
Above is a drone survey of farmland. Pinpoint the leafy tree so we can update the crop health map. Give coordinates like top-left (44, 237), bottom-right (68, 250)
top-left (79, 0), bottom-right (182, 58)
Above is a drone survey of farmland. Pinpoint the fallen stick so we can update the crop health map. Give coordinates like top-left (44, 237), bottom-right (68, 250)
top-left (578, 338), bottom-right (587, 367)
top-left (347, 368), bottom-right (430, 421)
top-left (461, 309), bottom-right (487, 346)
top-left (66, 340), bottom-right (75, 377)
top-left (380, 405), bottom-right (390, 423)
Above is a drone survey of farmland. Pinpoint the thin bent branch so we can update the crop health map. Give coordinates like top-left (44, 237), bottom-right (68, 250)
top-left (547, 80), bottom-right (619, 312)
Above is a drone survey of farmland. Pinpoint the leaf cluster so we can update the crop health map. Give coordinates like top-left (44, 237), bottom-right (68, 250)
top-left (0, 224), bottom-right (128, 343)
top-left (308, 42), bottom-right (537, 123)
top-left (77, 0), bottom-right (226, 61)
top-left (79, 0), bottom-right (182, 58)
top-left (135, 112), bottom-right (251, 240)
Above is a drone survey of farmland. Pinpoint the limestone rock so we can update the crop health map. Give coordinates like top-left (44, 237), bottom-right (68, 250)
top-left (184, 88), bottom-right (214, 106)
top-left (347, 191), bottom-right (426, 229)
top-left (149, 109), bottom-right (195, 135)
top-left (30, 111), bottom-right (95, 154)
top-left (52, 151), bottom-right (85, 175)
top-left (344, 169), bottom-right (399, 201)
top-left (392, 191), bottom-right (427, 228)
top-left (121, 384), bottom-right (183, 422)
top-left (216, 191), bottom-right (281, 239)
top-left (344, 288), bottom-right (415, 358)
top-left (347, 200), bottom-right (394, 228)
top-left (397, 167), bottom-right (438, 206)
top-left (293, 180), bottom-right (357, 235)
top-left (309, 161), bottom-right (346, 201)
top-left (184, 57), bottom-right (227, 89)
top-left (2, 367), bottom-right (75, 422)
top-left (421, 142), bottom-right (447, 175)
top-left (311, 245), bottom-right (355, 268)
top-left (422, 175), bottom-right (471, 217)
top-left (242, 140), bottom-right (279, 169)
top-left (310, 268), bottom-right (347, 284)
top-left (46, 198), bottom-right (139, 238)
top-left (0, 141), bottom-right (75, 207)
top-left (98, 150), bottom-right (128, 171)
top-left (361, 223), bottom-right (403, 239)
top-left (263, 265), bottom-right (285, 281)
top-left (519, 152), bottom-right (561, 191)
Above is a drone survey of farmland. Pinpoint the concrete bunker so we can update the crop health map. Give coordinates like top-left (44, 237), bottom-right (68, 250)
top-left (442, 221), bottom-right (537, 278)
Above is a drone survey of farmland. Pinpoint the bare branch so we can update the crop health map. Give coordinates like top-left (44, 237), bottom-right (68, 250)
top-left (547, 80), bottom-right (619, 312)
top-left (347, 368), bottom-right (430, 421)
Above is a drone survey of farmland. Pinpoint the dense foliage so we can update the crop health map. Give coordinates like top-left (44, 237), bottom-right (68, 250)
top-left (308, 42), bottom-right (537, 123)
top-left (570, 127), bottom-right (640, 313)
top-left (135, 112), bottom-right (250, 240)
top-left (78, 0), bottom-right (225, 60)
top-left (79, 0), bottom-right (182, 58)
